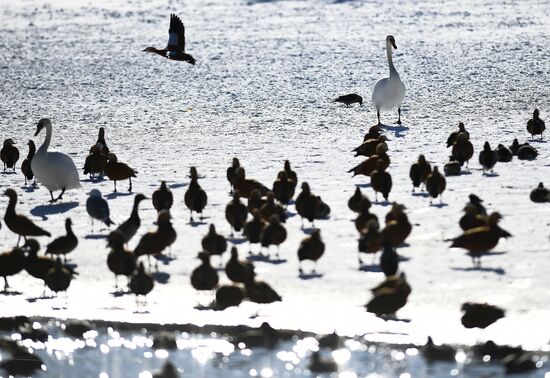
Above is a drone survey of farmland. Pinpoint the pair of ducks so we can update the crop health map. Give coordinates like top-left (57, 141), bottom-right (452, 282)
top-left (409, 155), bottom-right (446, 203)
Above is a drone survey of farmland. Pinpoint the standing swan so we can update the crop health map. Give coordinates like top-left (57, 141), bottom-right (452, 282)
top-left (31, 119), bottom-right (81, 202)
top-left (372, 35), bottom-right (406, 126)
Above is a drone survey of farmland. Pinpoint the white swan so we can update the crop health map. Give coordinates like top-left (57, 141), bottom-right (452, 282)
top-left (371, 35), bottom-right (406, 125)
top-left (31, 118), bottom-right (81, 202)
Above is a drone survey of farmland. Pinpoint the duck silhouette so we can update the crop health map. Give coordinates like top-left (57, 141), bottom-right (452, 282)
top-left (348, 187), bottom-right (370, 213)
top-left (20, 140), bottom-right (35, 185)
top-left (461, 302), bottom-right (504, 329)
top-left (1, 138), bottom-right (19, 172)
top-left (201, 224), bottom-right (227, 266)
top-left (184, 167), bottom-right (208, 222)
top-left (530, 182), bottom-right (549, 203)
top-left (451, 132), bottom-right (474, 168)
top-left (334, 93), bottom-right (362, 107)
top-left (113, 193), bottom-right (147, 244)
top-left (215, 285), bottom-right (245, 310)
top-left (225, 246), bottom-right (255, 283)
top-left (86, 189), bottom-right (114, 231)
top-left (409, 154), bottom-right (431, 192)
top-left (479, 141), bottom-right (497, 173)
top-left (244, 271), bottom-right (282, 304)
top-left (425, 166), bottom-right (446, 204)
top-left (259, 192), bottom-right (286, 223)
top-left (527, 109), bottom-right (545, 140)
top-left (134, 210), bottom-right (176, 265)
top-left (45, 258), bottom-right (74, 295)
top-left (496, 144), bottom-right (513, 162)
top-left (105, 153), bottom-right (137, 192)
top-left (366, 272), bottom-right (411, 317)
top-left (226, 191), bottom-right (248, 236)
top-left (129, 262), bottom-right (154, 303)
top-left (0, 246), bottom-right (25, 291)
top-left (371, 159), bottom-right (392, 202)
top-left (46, 218), bottom-right (78, 262)
top-left (446, 122), bottom-right (469, 148)
top-left (234, 167), bottom-right (269, 198)
top-left (297, 229), bottom-right (325, 274)
top-left (244, 209), bottom-right (265, 253)
top-left (226, 158), bottom-right (241, 193)
top-left (190, 252), bottom-right (219, 292)
top-left (272, 171), bottom-right (295, 207)
top-left (358, 220), bottom-right (382, 266)
top-left (143, 14), bottom-right (196, 65)
top-left (107, 230), bottom-right (137, 290)
top-left (3, 188), bottom-right (50, 245)
top-left (260, 214), bottom-right (287, 258)
top-left (295, 182), bottom-right (318, 228)
top-left (152, 181), bottom-right (173, 213)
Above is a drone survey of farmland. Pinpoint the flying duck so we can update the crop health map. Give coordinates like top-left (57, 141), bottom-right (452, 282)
top-left (184, 167), bottom-right (207, 221)
top-left (105, 153), bottom-right (137, 192)
top-left (143, 14), bottom-right (196, 65)
top-left (409, 154), bottom-right (431, 192)
top-left (86, 189), bottom-right (114, 231)
top-left (3, 188), bottom-right (50, 245)
top-left (225, 190), bottom-right (248, 236)
top-left (45, 218), bottom-right (78, 262)
top-left (297, 229), bottom-right (325, 274)
top-left (527, 109), bottom-right (545, 139)
top-left (1, 138), bottom-right (19, 172)
top-left (152, 181), bottom-right (173, 213)
top-left (20, 140), bottom-right (35, 185)
top-left (334, 93), bottom-right (362, 107)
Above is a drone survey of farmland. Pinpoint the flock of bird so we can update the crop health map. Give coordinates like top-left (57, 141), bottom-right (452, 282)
top-left (0, 14), bottom-right (548, 375)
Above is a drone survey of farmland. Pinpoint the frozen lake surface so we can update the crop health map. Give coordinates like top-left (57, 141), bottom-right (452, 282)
top-left (1, 0), bottom-right (550, 372)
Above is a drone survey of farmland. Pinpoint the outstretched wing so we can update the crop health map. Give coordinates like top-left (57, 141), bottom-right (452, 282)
top-left (167, 13), bottom-right (185, 51)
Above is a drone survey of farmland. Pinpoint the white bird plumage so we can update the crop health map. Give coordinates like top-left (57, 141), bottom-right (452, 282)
top-left (372, 35), bottom-right (406, 126)
top-left (31, 118), bottom-right (81, 202)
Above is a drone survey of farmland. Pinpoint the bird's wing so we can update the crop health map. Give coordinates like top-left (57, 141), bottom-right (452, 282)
top-left (167, 14), bottom-right (185, 51)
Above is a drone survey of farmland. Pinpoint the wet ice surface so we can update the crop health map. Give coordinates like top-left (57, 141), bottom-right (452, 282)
top-left (0, 320), bottom-right (549, 377)
top-left (1, 0), bottom-right (550, 363)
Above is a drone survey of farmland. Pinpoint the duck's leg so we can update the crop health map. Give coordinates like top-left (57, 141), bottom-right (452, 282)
top-left (396, 108), bottom-right (402, 125)
top-left (3, 276), bottom-right (8, 291)
top-left (114, 180), bottom-right (117, 193)
top-left (128, 177), bottom-right (132, 193)
top-left (299, 261), bottom-right (303, 274)
top-left (17, 234), bottom-right (21, 246)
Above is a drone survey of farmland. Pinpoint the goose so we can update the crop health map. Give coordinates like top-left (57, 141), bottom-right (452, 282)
top-left (143, 14), bottom-right (196, 65)
top-left (24, 239), bottom-right (73, 295)
top-left (234, 167), bottom-right (269, 198)
top-left (372, 35), bottom-right (406, 126)
top-left (215, 285), bottom-right (245, 310)
top-left (225, 246), bottom-right (255, 283)
top-left (21, 140), bottom-right (36, 185)
top-left (31, 119), bottom-right (81, 202)
top-left (105, 153), bottom-right (137, 192)
top-left (425, 166), bottom-right (446, 204)
top-left (352, 135), bottom-right (388, 157)
top-left (46, 218), bottom-right (78, 262)
top-left (1, 138), bottom-right (19, 172)
top-left (3, 188), bottom-right (51, 245)
top-left (461, 302), bottom-right (504, 329)
top-left (381, 204), bottom-right (412, 247)
top-left (527, 109), bottom-right (545, 139)
top-left (244, 209), bottom-right (265, 253)
top-left (152, 181), bottom-right (173, 213)
top-left (113, 193), bottom-right (147, 244)
top-left (297, 229), bottom-right (325, 274)
top-left (226, 157), bottom-right (240, 193)
top-left (348, 187), bottom-right (370, 213)
top-left (86, 189), bottom-right (114, 231)
top-left (409, 154), bottom-right (431, 192)
top-left (354, 199), bottom-right (379, 233)
top-left (184, 167), bottom-right (208, 221)
top-left (334, 93), bottom-right (362, 107)
top-left (348, 143), bottom-right (390, 177)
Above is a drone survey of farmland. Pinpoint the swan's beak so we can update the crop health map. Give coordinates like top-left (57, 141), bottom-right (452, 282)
top-left (391, 40), bottom-right (397, 49)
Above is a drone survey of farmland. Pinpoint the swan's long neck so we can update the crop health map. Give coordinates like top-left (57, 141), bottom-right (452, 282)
top-left (38, 124), bottom-right (52, 153)
top-left (386, 40), bottom-right (398, 77)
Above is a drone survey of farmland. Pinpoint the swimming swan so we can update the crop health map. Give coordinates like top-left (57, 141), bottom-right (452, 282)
top-left (31, 118), bottom-right (81, 202)
top-left (372, 35), bottom-right (406, 126)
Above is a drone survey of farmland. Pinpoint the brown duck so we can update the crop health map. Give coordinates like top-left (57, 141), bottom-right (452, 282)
top-left (363, 125), bottom-right (382, 142)
top-left (358, 220), bottom-right (382, 266)
top-left (530, 182), bottom-right (549, 203)
top-left (3, 188), bottom-right (50, 245)
top-left (201, 224), bottom-right (227, 265)
top-left (425, 166), bottom-right (446, 204)
top-left (366, 272), bottom-right (411, 316)
top-left (348, 187), bottom-right (370, 213)
top-left (354, 199), bottom-right (379, 233)
top-left (496, 144), bottom-right (513, 162)
top-left (225, 246), bottom-right (255, 283)
top-left (83, 146), bottom-right (108, 179)
top-left (295, 182), bottom-right (318, 227)
top-left (370, 159), bottom-right (392, 201)
top-left (409, 154), bottom-right (431, 192)
top-left (215, 285), bottom-right (245, 310)
top-left (113, 193), bottom-right (147, 244)
top-left (260, 192), bottom-right (286, 223)
top-left (45, 258), bottom-right (73, 294)
top-left (226, 157), bottom-right (240, 193)
top-left (190, 252), bottom-right (219, 291)
top-left (517, 143), bottom-right (538, 160)
top-left (244, 209), bottom-right (265, 253)
top-left (105, 153), bottom-right (137, 192)
top-left (0, 246), bottom-right (25, 291)
top-left (226, 190), bottom-right (248, 236)
top-left (129, 262), bottom-right (154, 302)
top-left (459, 204), bottom-right (488, 231)
top-left (247, 189), bottom-right (266, 214)
top-left (352, 135), bottom-right (389, 157)
top-left (184, 167), bottom-right (208, 221)
top-left (234, 167), bottom-right (269, 198)
top-left (334, 93), bottom-right (362, 107)
top-left (450, 212), bottom-right (511, 265)
top-left (446, 122), bottom-right (468, 147)
top-left (244, 271), bottom-right (282, 304)
top-left (461, 302), bottom-right (505, 329)
top-left (260, 214), bottom-right (287, 257)
top-left (46, 218), bottom-right (78, 262)
top-left (107, 230), bottom-right (137, 289)
top-left (444, 156), bottom-right (461, 176)
top-left (134, 210), bottom-right (177, 263)
top-left (90, 127), bottom-right (109, 155)
top-left (381, 203), bottom-right (412, 247)
top-left (527, 109), bottom-right (545, 140)
top-left (297, 229), bottom-right (325, 274)
top-left (20, 140), bottom-right (35, 185)
top-left (152, 181), bottom-right (173, 213)
top-left (1, 138), bottom-right (19, 172)
top-left (278, 160), bottom-right (298, 186)
top-left (272, 171), bottom-right (295, 206)
top-left (451, 132), bottom-right (474, 167)
top-left (348, 143), bottom-right (390, 177)
top-left (143, 14), bottom-right (196, 65)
